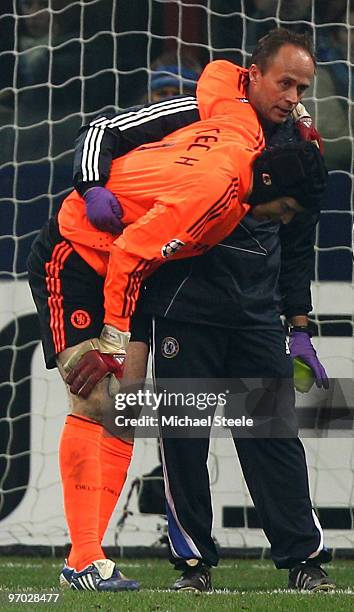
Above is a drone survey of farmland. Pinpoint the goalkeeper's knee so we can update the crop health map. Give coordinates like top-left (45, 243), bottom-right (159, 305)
top-left (57, 346), bottom-right (120, 422)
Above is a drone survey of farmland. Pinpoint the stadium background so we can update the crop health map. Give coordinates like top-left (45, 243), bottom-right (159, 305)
top-left (0, 0), bottom-right (353, 557)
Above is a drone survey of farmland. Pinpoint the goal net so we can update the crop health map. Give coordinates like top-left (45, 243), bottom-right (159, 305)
top-left (0, 0), bottom-right (353, 554)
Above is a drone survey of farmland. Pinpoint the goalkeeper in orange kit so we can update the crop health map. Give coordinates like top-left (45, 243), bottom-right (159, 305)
top-left (57, 59), bottom-right (267, 336)
top-left (27, 51), bottom-right (327, 592)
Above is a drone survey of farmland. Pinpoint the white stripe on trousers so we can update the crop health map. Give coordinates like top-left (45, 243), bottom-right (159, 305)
top-left (151, 316), bottom-right (202, 560)
top-left (309, 508), bottom-right (324, 558)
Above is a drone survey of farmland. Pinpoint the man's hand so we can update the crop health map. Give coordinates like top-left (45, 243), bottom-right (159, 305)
top-left (66, 350), bottom-right (124, 398)
top-left (292, 103), bottom-right (324, 155)
top-left (63, 325), bottom-right (130, 396)
top-left (84, 186), bottom-right (124, 234)
top-left (289, 328), bottom-right (329, 389)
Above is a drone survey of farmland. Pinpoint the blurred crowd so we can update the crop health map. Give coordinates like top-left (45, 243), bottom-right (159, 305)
top-left (0, 0), bottom-right (352, 171)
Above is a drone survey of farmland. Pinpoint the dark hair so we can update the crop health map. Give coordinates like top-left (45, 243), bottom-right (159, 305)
top-left (250, 28), bottom-right (316, 73)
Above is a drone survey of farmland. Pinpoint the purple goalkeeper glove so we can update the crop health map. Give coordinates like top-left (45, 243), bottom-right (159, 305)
top-left (84, 186), bottom-right (124, 234)
top-left (289, 328), bottom-right (329, 389)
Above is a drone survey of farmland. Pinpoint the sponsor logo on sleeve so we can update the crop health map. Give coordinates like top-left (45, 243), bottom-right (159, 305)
top-left (161, 238), bottom-right (185, 259)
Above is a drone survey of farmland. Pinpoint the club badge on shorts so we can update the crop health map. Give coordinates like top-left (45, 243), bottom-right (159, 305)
top-left (70, 309), bottom-right (91, 329)
top-left (161, 337), bottom-right (179, 358)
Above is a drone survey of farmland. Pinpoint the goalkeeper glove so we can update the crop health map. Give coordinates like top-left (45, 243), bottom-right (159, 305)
top-left (292, 103), bottom-right (324, 155)
top-left (290, 327), bottom-right (329, 389)
top-left (84, 186), bottom-right (124, 234)
top-left (63, 325), bottom-right (130, 397)
top-left (66, 351), bottom-right (125, 398)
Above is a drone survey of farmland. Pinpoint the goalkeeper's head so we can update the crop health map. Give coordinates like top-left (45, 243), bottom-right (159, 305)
top-left (248, 141), bottom-right (328, 224)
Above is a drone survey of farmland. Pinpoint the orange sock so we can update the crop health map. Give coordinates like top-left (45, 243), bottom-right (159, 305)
top-left (99, 433), bottom-right (133, 543)
top-left (59, 414), bottom-right (105, 571)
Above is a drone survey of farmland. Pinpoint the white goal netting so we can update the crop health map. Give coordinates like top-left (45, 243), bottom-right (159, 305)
top-left (0, 0), bottom-right (353, 552)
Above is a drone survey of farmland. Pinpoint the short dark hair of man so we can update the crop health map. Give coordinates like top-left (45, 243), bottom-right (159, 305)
top-left (250, 27), bottom-right (316, 73)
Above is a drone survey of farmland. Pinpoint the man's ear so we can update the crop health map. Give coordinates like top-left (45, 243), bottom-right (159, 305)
top-left (249, 63), bottom-right (261, 85)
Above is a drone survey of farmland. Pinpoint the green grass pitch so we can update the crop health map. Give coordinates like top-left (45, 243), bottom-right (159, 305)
top-left (1, 557), bottom-right (354, 611)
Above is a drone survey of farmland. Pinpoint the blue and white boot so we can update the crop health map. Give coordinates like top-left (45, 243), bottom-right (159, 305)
top-left (70, 559), bottom-right (140, 592)
top-left (59, 559), bottom-right (74, 588)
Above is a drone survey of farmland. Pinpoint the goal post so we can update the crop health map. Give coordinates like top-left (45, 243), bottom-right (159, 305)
top-left (0, 0), bottom-right (353, 553)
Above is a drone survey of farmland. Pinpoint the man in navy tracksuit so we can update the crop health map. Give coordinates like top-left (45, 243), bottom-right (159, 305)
top-left (71, 29), bottom-right (333, 593)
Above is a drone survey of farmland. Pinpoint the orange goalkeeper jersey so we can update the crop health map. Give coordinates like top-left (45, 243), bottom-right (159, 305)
top-left (58, 60), bottom-right (265, 331)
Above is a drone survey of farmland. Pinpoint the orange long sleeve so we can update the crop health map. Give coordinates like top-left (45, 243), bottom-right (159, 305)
top-left (103, 130), bottom-right (256, 329)
top-left (58, 61), bottom-right (266, 331)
